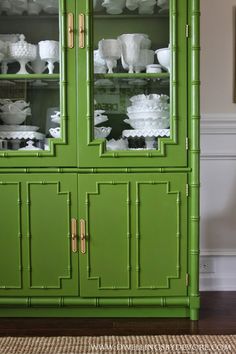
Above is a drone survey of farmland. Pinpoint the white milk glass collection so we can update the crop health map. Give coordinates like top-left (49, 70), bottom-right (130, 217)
top-left (0, 1), bottom-right (61, 151)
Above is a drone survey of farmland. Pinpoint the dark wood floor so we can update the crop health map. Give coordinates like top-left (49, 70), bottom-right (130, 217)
top-left (0, 292), bottom-right (235, 336)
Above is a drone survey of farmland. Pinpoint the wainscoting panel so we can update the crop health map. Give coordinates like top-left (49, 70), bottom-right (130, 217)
top-left (200, 115), bottom-right (236, 290)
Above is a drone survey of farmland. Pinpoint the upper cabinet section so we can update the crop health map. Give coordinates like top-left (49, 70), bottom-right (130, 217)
top-left (0, 0), bottom-right (77, 167)
top-left (77, 0), bottom-right (188, 168)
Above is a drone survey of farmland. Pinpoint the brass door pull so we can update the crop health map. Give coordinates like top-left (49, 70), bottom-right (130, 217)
top-left (80, 219), bottom-right (86, 254)
top-left (79, 13), bottom-right (85, 49)
top-left (71, 218), bottom-right (78, 253)
top-left (68, 13), bottom-right (74, 49)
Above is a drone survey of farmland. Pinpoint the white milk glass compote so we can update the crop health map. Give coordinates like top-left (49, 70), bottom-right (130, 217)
top-left (8, 34), bottom-right (37, 74)
top-left (28, 45), bottom-right (48, 86)
top-left (98, 39), bottom-right (121, 73)
top-left (118, 34), bottom-right (144, 73)
top-left (39, 40), bottom-right (59, 74)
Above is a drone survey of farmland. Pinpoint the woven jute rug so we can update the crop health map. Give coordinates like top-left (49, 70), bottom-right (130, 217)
top-left (0, 335), bottom-right (235, 354)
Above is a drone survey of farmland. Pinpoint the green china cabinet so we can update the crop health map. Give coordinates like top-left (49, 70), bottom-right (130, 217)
top-left (0, 0), bottom-right (200, 320)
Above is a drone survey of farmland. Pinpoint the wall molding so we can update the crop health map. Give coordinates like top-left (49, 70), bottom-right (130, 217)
top-left (201, 153), bottom-right (236, 161)
top-left (201, 113), bottom-right (236, 160)
top-left (201, 114), bottom-right (236, 134)
top-left (201, 249), bottom-right (236, 256)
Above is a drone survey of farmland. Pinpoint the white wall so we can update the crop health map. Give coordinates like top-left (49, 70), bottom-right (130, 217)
top-left (201, 0), bottom-right (236, 113)
top-left (200, 0), bottom-right (236, 290)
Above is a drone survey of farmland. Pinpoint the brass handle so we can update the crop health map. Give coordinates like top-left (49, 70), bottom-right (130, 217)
top-left (80, 219), bottom-right (86, 254)
top-left (68, 13), bottom-right (74, 49)
top-left (79, 13), bottom-right (85, 49)
top-left (71, 218), bottom-right (77, 253)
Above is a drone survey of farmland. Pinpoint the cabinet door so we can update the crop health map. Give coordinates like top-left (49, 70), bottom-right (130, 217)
top-left (78, 173), bottom-right (187, 297)
top-left (0, 174), bottom-right (78, 296)
top-left (0, 1), bottom-right (77, 167)
top-left (77, 0), bottom-right (188, 168)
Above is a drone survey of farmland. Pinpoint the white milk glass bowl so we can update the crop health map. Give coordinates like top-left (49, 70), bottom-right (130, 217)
top-left (0, 112), bottom-right (28, 125)
top-left (155, 47), bottom-right (170, 72)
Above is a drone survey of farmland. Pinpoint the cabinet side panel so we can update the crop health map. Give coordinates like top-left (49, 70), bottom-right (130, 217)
top-left (0, 183), bottom-right (22, 289)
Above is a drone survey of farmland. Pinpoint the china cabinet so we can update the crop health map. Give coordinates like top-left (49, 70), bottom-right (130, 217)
top-left (0, 0), bottom-right (200, 320)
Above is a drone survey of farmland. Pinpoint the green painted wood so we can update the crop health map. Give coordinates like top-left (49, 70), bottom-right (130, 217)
top-left (0, 0), bottom-right (200, 320)
top-left (0, 296), bottom-right (189, 307)
top-left (0, 174), bottom-right (78, 296)
top-left (188, 0), bottom-right (200, 320)
top-left (0, 183), bottom-right (22, 289)
top-left (79, 173), bottom-right (187, 298)
top-left (79, 177), bottom-right (131, 296)
top-left (0, 74), bottom-right (60, 80)
top-left (77, 0), bottom-right (188, 168)
top-left (0, 307), bottom-right (190, 318)
top-left (135, 178), bottom-right (187, 295)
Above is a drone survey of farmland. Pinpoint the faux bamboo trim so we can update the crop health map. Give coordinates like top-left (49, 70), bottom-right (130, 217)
top-left (189, 0), bottom-right (200, 304)
top-left (0, 296), bottom-right (190, 308)
top-left (0, 168), bottom-right (192, 174)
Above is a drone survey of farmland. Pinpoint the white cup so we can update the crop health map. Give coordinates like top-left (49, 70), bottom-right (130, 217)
top-left (1, 0), bottom-right (11, 12)
top-left (28, 1), bottom-right (42, 14)
top-left (139, 5), bottom-right (155, 14)
top-left (126, 0), bottom-right (139, 11)
top-left (146, 64), bottom-right (162, 73)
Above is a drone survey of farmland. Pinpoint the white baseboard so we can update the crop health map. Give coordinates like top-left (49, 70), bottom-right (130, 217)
top-left (200, 274), bottom-right (236, 291)
top-left (199, 254), bottom-right (236, 291)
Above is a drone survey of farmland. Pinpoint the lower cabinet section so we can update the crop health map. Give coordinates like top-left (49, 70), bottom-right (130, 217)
top-left (0, 171), bottom-right (199, 319)
top-left (0, 174), bottom-right (78, 296)
top-left (78, 173), bottom-right (188, 298)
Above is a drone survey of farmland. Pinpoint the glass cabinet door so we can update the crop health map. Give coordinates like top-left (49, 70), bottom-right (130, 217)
top-left (0, 0), bottom-right (77, 167)
top-left (77, 0), bottom-right (188, 168)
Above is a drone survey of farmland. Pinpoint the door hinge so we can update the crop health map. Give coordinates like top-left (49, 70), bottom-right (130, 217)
top-left (186, 273), bottom-right (190, 286)
top-left (186, 24), bottom-right (190, 38)
top-left (186, 137), bottom-right (189, 150)
top-left (186, 184), bottom-right (189, 197)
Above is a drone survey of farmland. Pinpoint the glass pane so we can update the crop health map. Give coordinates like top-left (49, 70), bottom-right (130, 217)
top-left (93, 0), bottom-right (170, 151)
top-left (0, 0), bottom-right (61, 151)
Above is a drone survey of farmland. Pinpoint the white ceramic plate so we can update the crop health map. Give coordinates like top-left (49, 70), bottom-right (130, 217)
top-left (0, 125), bottom-right (39, 132)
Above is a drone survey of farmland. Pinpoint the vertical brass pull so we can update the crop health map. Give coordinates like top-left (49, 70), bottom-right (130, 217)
top-left (79, 13), bottom-right (85, 49)
top-left (68, 13), bottom-right (74, 49)
top-left (71, 218), bottom-right (77, 253)
top-left (80, 219), bottom-right (86, 254)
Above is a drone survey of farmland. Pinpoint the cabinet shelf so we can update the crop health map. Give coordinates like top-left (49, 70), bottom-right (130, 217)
top-left (0, 14), bottom-right (58, 20)
top-left (94, 13), bottom-right (168, 19)
top-left (94, 73), bottom-right (169, 80)
top-left (0, 74), bottom-right (60, 80)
